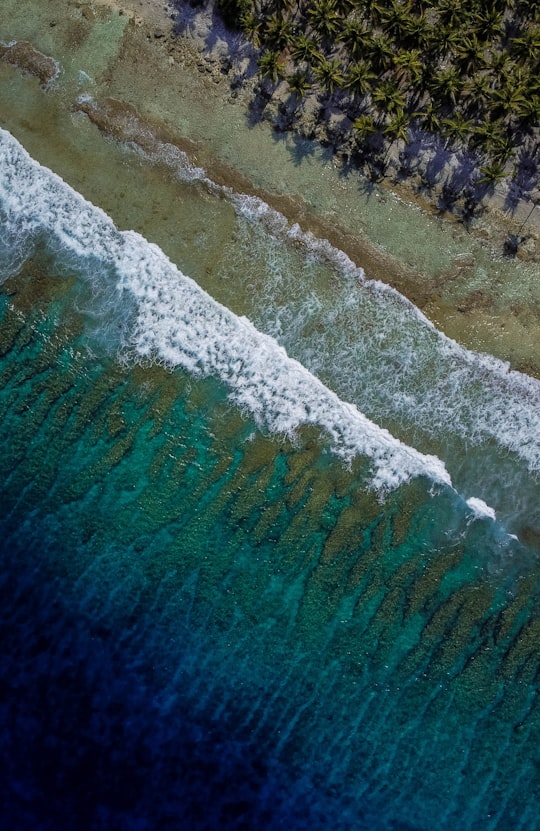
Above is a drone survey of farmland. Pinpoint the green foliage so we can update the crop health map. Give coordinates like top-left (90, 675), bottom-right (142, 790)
top-left (290, 34), bottom-right (319, 63)
top-left (288, 70), bottom-right (312, 98)
top-left (313, 57), bottom-right (345, 93)
top-left (338, 21), bottom-right (372, 59)
top-left (264, 14), bottom-right (295, 49)
top-left (258, 49), bottom-right (285, 83)
top-left (352, 113), bottom-right (377, 141)
top-left (307, 0), bottom-right (343, 40)
top-left (414, 102), bottom-right (441, 133)
top-left (477, 159), bottom-right (507, 185)
top-left (213, 0), bottom-right (540, 190)
top-left (346, 60), bottom-right (376, 97)
top-left (373, 80), bottom-right (405, 114)
top-left (384, 110), bottom-right (410, 143)
top-left (441, 112), bottom-right (474, 146)
top-left (393, 49), bottom-right (423, 86)
top-left (429, 68), bottom-right (462, 105)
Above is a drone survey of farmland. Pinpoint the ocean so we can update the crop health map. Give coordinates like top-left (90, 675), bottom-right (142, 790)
top-left (1, 7), bottom-right (540, 829)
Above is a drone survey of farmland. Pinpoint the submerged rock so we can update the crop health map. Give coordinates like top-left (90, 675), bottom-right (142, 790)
top-left (0, 40), bottom-right (59, 87)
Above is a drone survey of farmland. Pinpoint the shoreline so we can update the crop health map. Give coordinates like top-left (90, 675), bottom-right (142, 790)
top-left (171, 0), bottom-right (540, 255)
top-left (88, 0), bottom-right (540, 258)
top-left (2, 0), bottom-right (540, 376)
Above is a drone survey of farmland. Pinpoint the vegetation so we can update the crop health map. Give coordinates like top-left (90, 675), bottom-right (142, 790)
top-left (213, 0), bottom-right (539, 214)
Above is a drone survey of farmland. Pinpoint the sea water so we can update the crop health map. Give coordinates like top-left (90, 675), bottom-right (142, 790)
top-left (2, 120), bottom-right (540, 831)
top-left (2, 2), bottom-right (540, 824)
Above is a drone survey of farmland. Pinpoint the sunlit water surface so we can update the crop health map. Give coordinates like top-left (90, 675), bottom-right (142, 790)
top-left (1, 7), bottom-right (540, 828)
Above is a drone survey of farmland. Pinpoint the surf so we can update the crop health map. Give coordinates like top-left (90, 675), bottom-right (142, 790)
top-left (71, 102), bottom-right (540, 486)
top-left (0, 126), bottom-right (453, 493)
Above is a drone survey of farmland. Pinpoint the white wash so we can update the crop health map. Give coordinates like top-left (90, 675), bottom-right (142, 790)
top-left (0, 127), bottom-right (452, 492)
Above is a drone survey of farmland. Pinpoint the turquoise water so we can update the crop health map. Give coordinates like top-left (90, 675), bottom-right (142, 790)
top-left (1, 128), bottom-right (540, 830)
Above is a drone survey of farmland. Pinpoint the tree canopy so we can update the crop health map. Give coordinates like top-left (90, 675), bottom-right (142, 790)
top-left (216, 0), bottom-right (540, 201)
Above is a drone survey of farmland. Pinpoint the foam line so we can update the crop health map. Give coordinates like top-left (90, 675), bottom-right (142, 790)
top-left (230, 193), bottom-right (540, 475)
top-left (100, 99), bottom-right (540, 478)
top-left (466, 497), bottom-right (496, 521)
top-left (0, 127), bottom-right (451, 492)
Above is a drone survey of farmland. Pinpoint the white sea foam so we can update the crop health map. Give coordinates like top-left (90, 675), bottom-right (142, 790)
top-left (0, 127), bottom-right (452, 492)
top-left (466, 497), bottom-right (496, 521)
top-left (122, 115), bottom-right (540, 480)
top-left (229, 193), bottom-right (540, 480)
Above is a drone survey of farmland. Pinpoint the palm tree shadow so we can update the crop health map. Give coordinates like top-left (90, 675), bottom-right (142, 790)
top-left (336, 152), bottom-right (358, 180)
top-left (503, 148), bottom-right (538, 215)
top-left (275, 129), bottom-right (334, 169)
top-left (244, 91), bottom-right (331, 168)
top-left (286, 132), bottom-right (319, 167)
top-left (171, 0), bottom-right (259, 82)
top-left (170, 1), bottom-right (203, 37)
top-left (356, 176), bottom-right (378, 199)
top-left (425, 151), bottom-right (448, 187)
top-left (245, 84), bottom-right (276, 127)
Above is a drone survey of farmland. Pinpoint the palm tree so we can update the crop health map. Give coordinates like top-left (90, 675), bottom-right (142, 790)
top-left (437, 0), bottom-right (468, 31)
top-left (218, 0), bottom-right (534, 198)
top-left (475, 8), bottom-right (502, 40)
top-left (373, 80), bottom-right (406, 116)
top-left (368, 34), bottom-right (395, 73)
top-left (463, 73), bottom-right (491, 109)
top-left (313, 57), bottom-right (345, 95)
top-left (267, 0), bottom-right (293, 13)
top-left (510, 28), bottom-right (540, 63)
top-left (381, 0), bottom-right (412, 40)
top-left (352, 113), bottom-right (377, 143)
top-left (414, 101), bottom-right (441, 133)
top-left (334, 0), bottom-right (355, 13)
top-left (401, 10), bottom-right (430, 49)
top-left (290, 34), bottom-right (319, 64)
top-left (517, 94), bottom-right (540, 130)
top-left (287, 69), bottom-right (312, 99)
top-left (470, 116), bottom-right (508, 157)
top-left (517, 0), bottom-right (540, 20)
top-left (360, 0), bottom-right (386, 26)
top-left (384, 109), bottom-right (410, 145)
top-left (240, 11), bottom-right (263, 47)
top-left (264, 13), bottom-right (295, 51)
top-left (338, 21), bottom-right (373, 62)
top-left (490, 78), bottom-right (528, 123)
top-left (393, 49), bottom-right (423, 87)
top-left (345, 60), bottom-right (376, 99)
top-left (428, 67), bottom-right (462, 107)
top-left (307, 0), bottom-right (343, 42)
top-left (426, 25), bottom-right (461, 58)
top-left (487, 49), bottom-right (513, 76)
top-left (454, 35), bottom-right (486, 75)
top-left (441, 111), bottom-right (474, 147)
top-left (477, 159), bottom-right (506, 187)
top-left (258, 49), bottom-right (284, 84)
